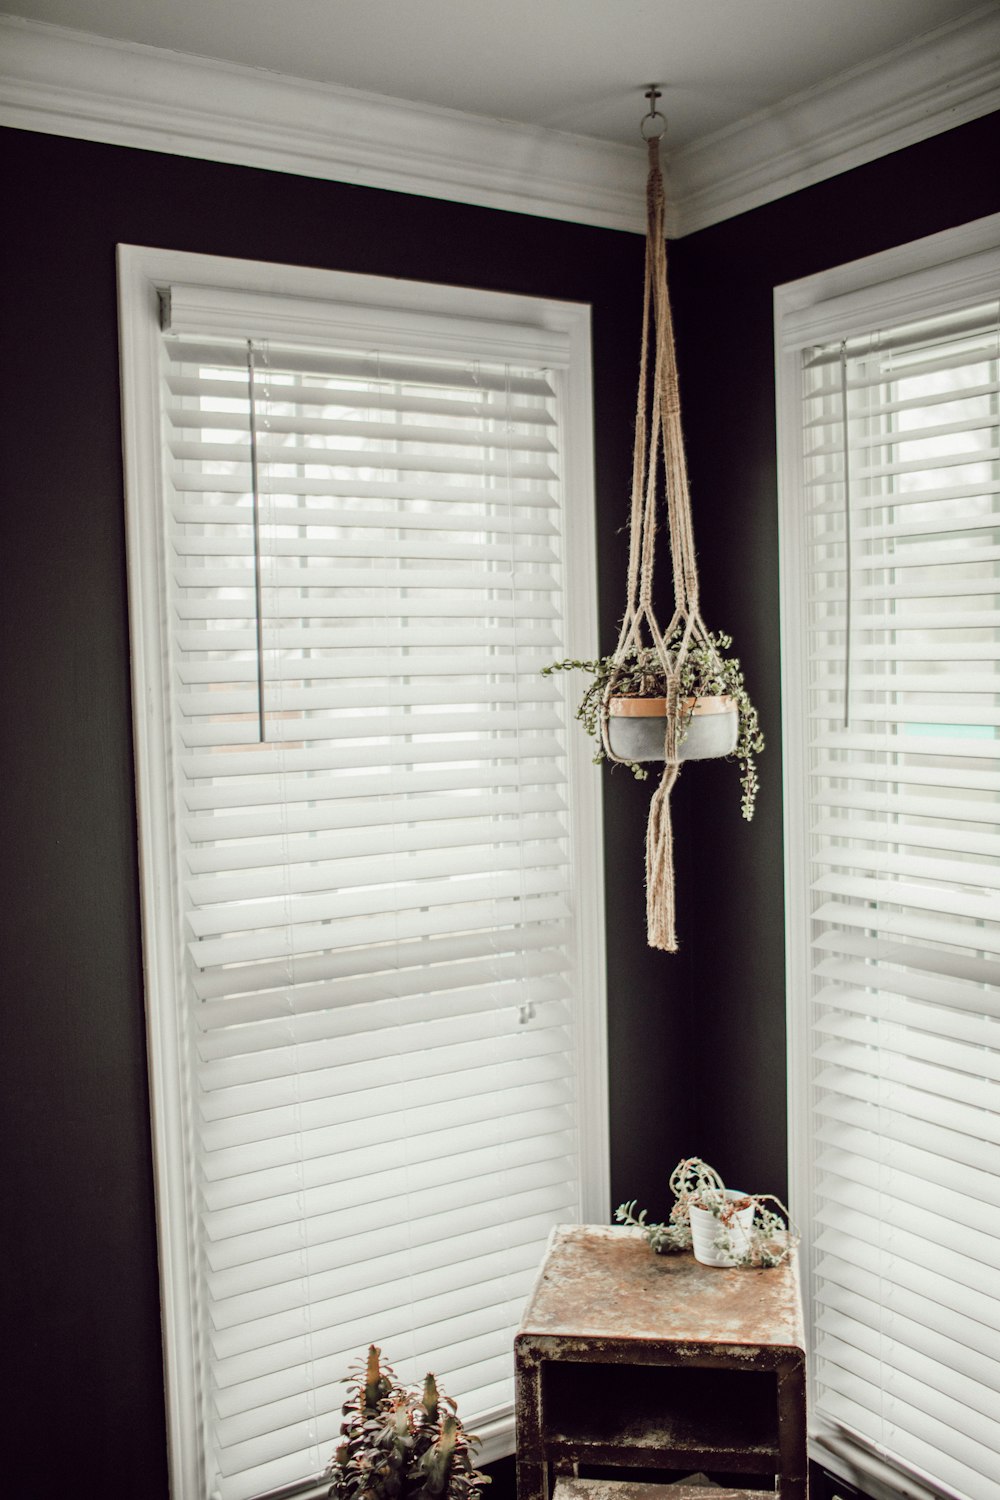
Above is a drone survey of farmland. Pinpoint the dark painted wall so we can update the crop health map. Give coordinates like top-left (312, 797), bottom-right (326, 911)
top-left (1, 111), bottom-right (997, 1497)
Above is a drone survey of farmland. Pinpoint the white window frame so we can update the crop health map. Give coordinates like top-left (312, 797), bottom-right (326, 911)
top-left (117, 244), bottom-right (608, 1500)
top-left (776, 212), bottom-right (1000, 1500)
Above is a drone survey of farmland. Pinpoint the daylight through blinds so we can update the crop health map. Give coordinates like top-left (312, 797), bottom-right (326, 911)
top-left (800, 299), bottom-right (1000, 1500)
top-left (159, 323), bottom-right (585, 1500)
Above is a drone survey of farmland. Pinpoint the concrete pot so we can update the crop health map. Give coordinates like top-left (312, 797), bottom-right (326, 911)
top-left (607, 694), bottom-right (738, 764)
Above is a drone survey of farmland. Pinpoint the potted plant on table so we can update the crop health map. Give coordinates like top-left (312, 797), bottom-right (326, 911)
top-left (326, 1346), bottom-right (489, 1500)
top-left (544, 625), bottom-right (763, 820)
top-left (616, 1156), bottom-right (797, 1269)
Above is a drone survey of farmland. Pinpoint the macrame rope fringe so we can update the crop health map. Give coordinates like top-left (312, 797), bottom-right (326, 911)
top-left (646, 762), bottom-right (680, 953)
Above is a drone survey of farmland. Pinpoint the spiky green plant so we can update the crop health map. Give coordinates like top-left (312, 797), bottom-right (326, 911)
top-left (326, 1347), bottom-right (490, 1500)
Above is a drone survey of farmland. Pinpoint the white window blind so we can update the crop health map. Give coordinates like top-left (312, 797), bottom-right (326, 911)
top-left (779, 240), bottom-right (1000, 1500)
top-left (119, 249), bottom-right (606, 1500)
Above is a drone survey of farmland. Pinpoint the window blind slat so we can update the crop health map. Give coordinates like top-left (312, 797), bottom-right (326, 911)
top-left (207, 1163), bottom-right (578, 1326)
top-left (814, 1040), bottom-right (997, 1113)
top-left (808, 477), bottom-right (1000, 512)
top-left (815, 1232), bottom-right (1000, 1333)
top-left (812, 872), bottom-right (1000, 926)
top-left (165, 338), bottom-right (557, 393)
top-left (169, 406), bottom-right (558, 452)
top-left (192, 893), bottom-right (572, 977)
top-left (814, 1199), bottom-right (1000, 1300)
top-left (202, 1128), bottom-right (578, 1248)
top-left (812, 845), bottom-right (1000, 892)
top-left (813, 962), bottom-right (1000, 1024)
top-left (202, 1081), bottom-right (577, 1194)
top-left (815, 1144), bottom-right (1000, 1241)
top-left (167, 373), bottom-right (558, 424)
top-left (815, 988), bottom-right (1000, 1054)
top-left (199, 945), bottom-right (572, 1035)
top-left (192, 916), bottom-right (569, 1004)
top-left (815, 1092), bottom-right (998, 1179)
top-left (811, 724), bottom-right (1000, 759)
top-left (209, 1200), bottom-right (569, 1368)
top-left (815, 1272), bottom-right (999, 1371)
top-left (815, 1063), bottom-right (1000, 1146)
top-left (804, 381), bottom-right (1000, 434)
top-left (174, 565), bottom-right (563, 595)
top-left (815, 1335), bottom-right (1000, 1466)
top-left (183, 761), bottom-right (565, 810)
top-left (817, 1388), bottom-right (1000, 1500)
top-left (189, 872), bottom-right (572, 969)
top-left (811, 900), bottom-right (1000, 955)
top-left (212, 1261), bottom-right (534, 1411)
top-left (813, 815), bottom-right (1000, 856)
top-left (173, 498), bottom-right (560, 534)
top-left (174, 533), bottom-right (560, 563)
top-left (811, 575), bottom-right (1000, 603)
top-left (817, 1310), bottom-right (999, 1423)
top-left (198, 992), bottom-right (572, 1080)
top-left (815, 1120), bottom-right (1000, 1214)
top-left (176, 624), bottom-right (561, 653)
top-left (187, 794), bottom-right (568, 871)
top-left (812, 927), bottom-right (998, 985)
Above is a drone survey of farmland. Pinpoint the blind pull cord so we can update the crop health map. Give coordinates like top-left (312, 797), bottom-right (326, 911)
top-left (839, 341), bottom-right (853, 731)
top-left (247, 339), bottom-right (267, 742)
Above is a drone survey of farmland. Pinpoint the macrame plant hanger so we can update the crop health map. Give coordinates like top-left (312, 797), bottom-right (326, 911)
top-left (601, 88), bottom-right (722, 952)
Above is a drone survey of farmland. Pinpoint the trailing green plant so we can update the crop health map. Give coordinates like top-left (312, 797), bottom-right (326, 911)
top-left (616, 1155), bottom-right (798, 1269)
top-left (326, 1346), bottom-right (490, 1500)
top-left (543, 627), bottom-right (763, 819)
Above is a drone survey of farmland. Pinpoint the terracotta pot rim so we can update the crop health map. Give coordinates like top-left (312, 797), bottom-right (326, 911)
top-left (607, 693), bottom-right (736, 719)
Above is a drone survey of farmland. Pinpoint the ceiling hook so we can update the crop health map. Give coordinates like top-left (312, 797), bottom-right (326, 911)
top-left (640, 84), bottom-right (667, 141)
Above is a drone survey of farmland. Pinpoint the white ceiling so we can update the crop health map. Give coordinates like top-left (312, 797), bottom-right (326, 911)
top-left (2, 1), bottom-right (998, 233)
top-left (2, 0), bottom-right (992, 150)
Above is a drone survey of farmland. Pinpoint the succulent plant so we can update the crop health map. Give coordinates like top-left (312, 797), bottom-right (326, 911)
top-left (326, 1347), bottom-right (490, 1500)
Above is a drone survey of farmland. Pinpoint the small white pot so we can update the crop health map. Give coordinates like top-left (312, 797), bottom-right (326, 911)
top-left (689, 1191), bottom-right (756, 1267)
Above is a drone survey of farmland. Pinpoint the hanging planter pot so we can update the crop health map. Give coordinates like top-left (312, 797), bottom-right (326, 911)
top-left (607, 694), bottom-right (738, 764)
top-left (542, 88), bottom-right (764, 951)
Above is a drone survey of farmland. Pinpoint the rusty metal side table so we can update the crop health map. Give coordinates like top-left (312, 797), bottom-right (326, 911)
top-left (514, 1225), bottom-right (807, 1500)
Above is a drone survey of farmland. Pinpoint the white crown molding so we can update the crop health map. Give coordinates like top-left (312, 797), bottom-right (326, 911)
top-left (670, 3), bottom-right (1000, 235)
top-left (0, 15), bottom-right (649, 232)
top-left (1, 9), bottom-right (999, 239)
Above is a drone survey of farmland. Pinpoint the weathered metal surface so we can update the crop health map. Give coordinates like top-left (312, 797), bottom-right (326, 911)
top-left (554, 1482), bottom-right (762, 1500)
top-left (517, 1225), bottom-right (805, 1353)
top-left (514, 1225), bottom-right (807, 1500)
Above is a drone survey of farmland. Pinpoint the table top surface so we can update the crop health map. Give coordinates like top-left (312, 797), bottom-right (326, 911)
top-left (555, 1483), bottom-right (761, 1500)
top-left (517, 1225), bottom-right (805, 1353)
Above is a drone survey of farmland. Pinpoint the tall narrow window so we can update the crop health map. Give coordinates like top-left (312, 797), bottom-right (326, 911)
top-left (119, 248), bottom-right (607, 1500)
top-left (777, 220), bottom-right (1000, 1500)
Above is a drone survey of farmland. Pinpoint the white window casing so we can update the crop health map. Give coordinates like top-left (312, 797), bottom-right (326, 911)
top-left (118, 246), bottom-right (607, 1500)
top-left (777, 215), bottom-right (1000, 1500)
